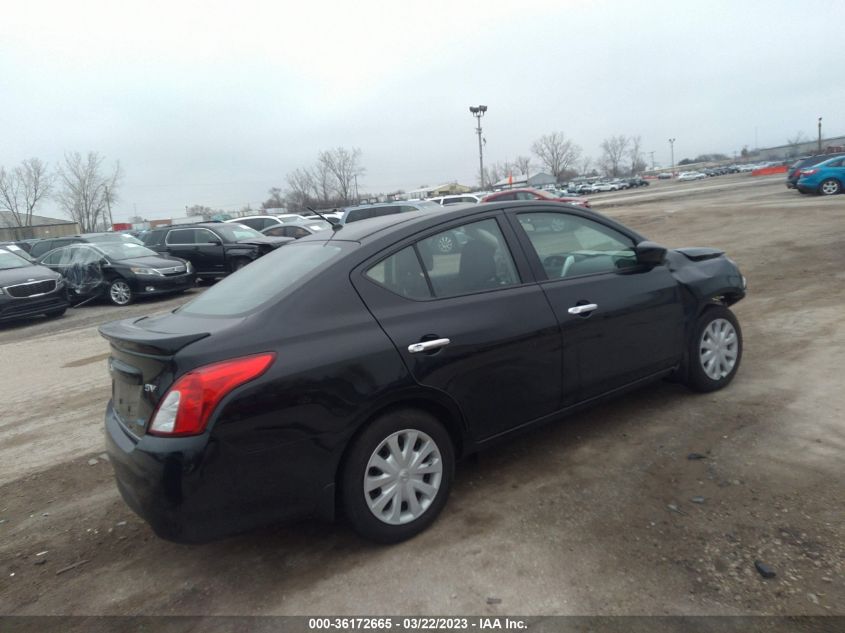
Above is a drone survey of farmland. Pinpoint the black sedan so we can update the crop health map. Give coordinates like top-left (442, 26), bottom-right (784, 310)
top-left (38, 242), bottom-right (195, 306)
top-left (100, 201), bottom-right (746, 544)
top-left (0, 247), bottom-right (68, 323)
top-left (140, 222), bottom-right (292, 278)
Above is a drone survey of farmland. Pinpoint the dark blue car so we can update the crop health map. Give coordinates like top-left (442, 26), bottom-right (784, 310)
top-left (796, 155), bottom-right (845, 195)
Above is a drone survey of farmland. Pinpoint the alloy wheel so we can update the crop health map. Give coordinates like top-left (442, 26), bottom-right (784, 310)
top-left (699, 318), bottom-right (738, 380)
top-left (434, 235), bottom-right (455, 254)
top-left (820, 179), bottom-right (841, 196)
top-left (109, 280), bottom-right (132, 305)
top-left (364, 429), bottom-right (443, 525)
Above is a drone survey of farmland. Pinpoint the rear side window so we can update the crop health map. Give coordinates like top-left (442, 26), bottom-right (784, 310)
top-left (30, 241), bottom-right (53, 257)
top-left (179, 243), bottom-right (343, 316)
top-left (365, 218), bottom-right (520, 300)
top-left (142, 230), bottom-right (164, 246)
top-left (366, 246), bottom-right (430, 299)
top-left (166, 229), bottom-right (198, 244)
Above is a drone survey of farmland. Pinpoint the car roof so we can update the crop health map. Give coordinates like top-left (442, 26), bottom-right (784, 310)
top-left (298, 200), bottom-right (632, 245)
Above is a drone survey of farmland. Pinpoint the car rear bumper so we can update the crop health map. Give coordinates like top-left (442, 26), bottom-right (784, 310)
top-left (105, 401), bottom-right (333, 542)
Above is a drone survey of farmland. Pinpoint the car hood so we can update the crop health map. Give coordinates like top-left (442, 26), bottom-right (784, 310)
top-left (117, 255), bottom-right (188, 269)
top-left (0, 264), bottom-right (61, 286)
top-left (235, 236), bottom-right (294, 248)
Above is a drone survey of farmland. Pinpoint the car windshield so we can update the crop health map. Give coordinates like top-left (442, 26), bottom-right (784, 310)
top-left (0, 249), bottom-right (31, 270)
top-left (95, 242), bottom-right (159, 260)
top-left (212, 224), bottom-right (265, 241)
top-left (179, 242), bottom-right (344, 316)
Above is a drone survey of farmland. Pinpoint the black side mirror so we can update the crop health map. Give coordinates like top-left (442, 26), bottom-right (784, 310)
top-left (634, 240), bottom-right (667, 266)
top-left (207, 238), bottom-right (222, 246)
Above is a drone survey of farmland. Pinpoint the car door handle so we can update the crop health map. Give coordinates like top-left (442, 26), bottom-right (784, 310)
top-left (408, 338), bottom-right (451, 353)
top-left (568, 303), bottom-right (598, 315)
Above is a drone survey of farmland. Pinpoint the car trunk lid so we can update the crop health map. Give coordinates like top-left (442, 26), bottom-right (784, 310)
top-left (99, 314), bottom-right (215, 437)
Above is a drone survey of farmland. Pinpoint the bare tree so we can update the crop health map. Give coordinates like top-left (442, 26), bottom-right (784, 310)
top-left (319, 147), bottom-right (364, 204)
top-left (0, 158), bottom-right (54, 227)
top-left (261, 187), bottom-right (286, 210)
top-left (600, 135), bottom-right (631, 177)
top-left (578, 155), bottom-right (593, 176)
top-left (312, 160), bottom-right (335, 203)
top-left (514, 155), bottom-right (533, 176)
top-left (628, 135), bottom-right (646, 175)
top-left (56, 152), bottom-right (122, 232)
top-left (531, 132), bottom-right (582, 179)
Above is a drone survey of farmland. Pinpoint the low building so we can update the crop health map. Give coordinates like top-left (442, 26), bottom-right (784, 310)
top-left (492, 172), bottom-right (557, 190)
top-left (0, 211), bottom-right (80, 241)
top-left (403, 182), bottom-right (473, 200)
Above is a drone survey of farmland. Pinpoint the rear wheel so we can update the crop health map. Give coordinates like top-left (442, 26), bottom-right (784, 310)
top-left (818, 178), bottom-right (841, 196)
top-left (341, 409), bottom-right (454, 543)
top-left (231, 258), bottom-right (251, 272)
top-left (431, 233), bottom-right (457, 254)
top-left (107, 279), bottom-right (133, 306)
top-left (685, 305), bottom-right (742, 393)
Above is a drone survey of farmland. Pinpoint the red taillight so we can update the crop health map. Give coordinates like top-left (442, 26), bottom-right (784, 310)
top-left (148, 353), bottom-right (276, 436)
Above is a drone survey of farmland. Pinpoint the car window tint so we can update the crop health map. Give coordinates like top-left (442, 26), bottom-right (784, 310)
top-left (167, 229), bottom-right (197, 244)
top-left (420, 218), bottom-right (519, 297)
top-left (366, 246), bottom-right (431, 299)
top-left (40, 249), bottom-right (63, 265)
top-left (180, 243), bottom-right (344, 316)
top-left (517, 213), bottom-right (636, 279)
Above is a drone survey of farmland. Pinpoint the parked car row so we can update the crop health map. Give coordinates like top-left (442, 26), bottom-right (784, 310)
top-left (0, 222), bottom-right (297, 325)
top-left (99, 198), bottom-right (747, 544)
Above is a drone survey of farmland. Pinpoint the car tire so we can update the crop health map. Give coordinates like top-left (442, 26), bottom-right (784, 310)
top-left (107, 279), bottom-right (133, 306)
top-left (231, 258), bottom-right (251, 272)
top-left (818, 178), bottom-right (841, 196)
top-left (340, 409), bottom-right (455, 544)
top-left (685, 305), bottom-right (742, 393)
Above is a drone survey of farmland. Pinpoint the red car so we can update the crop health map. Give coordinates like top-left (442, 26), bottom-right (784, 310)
top-left (480, 187), bottom-right (590, 208)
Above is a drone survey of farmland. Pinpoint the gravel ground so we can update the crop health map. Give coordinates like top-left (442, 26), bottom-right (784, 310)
top-left (0, 175), bottom-right (842, 616)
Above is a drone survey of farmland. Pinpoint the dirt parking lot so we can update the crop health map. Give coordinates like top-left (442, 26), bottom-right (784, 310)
top-left (0, 175), bottom-right (842, 616)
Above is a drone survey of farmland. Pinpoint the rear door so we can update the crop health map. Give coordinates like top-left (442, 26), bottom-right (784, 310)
top-left (507, 208), bottom-right (685, 404)
top-left (353, 213), bottom-right (561, 441)
top-left (165, 228), bottom-right (225, 274)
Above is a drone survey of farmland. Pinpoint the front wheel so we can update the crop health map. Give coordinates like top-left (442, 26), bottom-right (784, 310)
top-left (685, 305), bottom-right (742, 392)
top-left (107, 279), bottom-right (133, 306)
top-left (341, 409), bottom-right (455, 543)
top-left (818, 178), bottom-right (841, 196)
top-left (231, 258), bottom-right (251, 272)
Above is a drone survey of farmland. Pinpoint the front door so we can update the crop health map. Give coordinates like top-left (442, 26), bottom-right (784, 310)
top-left (508, 209), bottom-right (685, 404)
top-left (353, 214), bottom-right (561, 441)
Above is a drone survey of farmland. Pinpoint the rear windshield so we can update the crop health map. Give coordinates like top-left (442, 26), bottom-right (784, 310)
top-left (179, 242), bottom-right (343, 316)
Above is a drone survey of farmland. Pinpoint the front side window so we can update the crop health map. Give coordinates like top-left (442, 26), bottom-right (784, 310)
top-left (517, 212), bottom-right (636, 279)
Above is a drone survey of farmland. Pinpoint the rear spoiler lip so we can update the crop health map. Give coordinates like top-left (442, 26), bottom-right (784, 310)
top-left (99, 316), bottom-right (210, 358)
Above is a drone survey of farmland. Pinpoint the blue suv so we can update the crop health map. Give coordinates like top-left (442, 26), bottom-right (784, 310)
top-left (796, 156), bottom-right (845, 195)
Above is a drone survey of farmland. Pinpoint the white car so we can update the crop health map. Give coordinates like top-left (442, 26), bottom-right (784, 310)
top-left (429, 194), bottom-right (482, 205)
top-left (225, 214), bottom-right (307, 231)
top-left (590, 182), bottom-right (620, 192)
top-left (678, 171), bottom-right (707, 181)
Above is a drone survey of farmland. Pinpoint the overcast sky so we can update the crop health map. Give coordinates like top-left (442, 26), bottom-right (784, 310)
top-left (2, 0), bottom-right (843, 221)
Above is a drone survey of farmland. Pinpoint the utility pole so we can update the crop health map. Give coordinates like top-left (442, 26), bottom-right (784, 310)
top-left (649, 151), bottom-right (656, 170)
top-left (469, 105), bottom-right (488, 189)
top-left (668, 138), bottom-right (676, 178)
top-left (818, 117), bottom-right (823, 153)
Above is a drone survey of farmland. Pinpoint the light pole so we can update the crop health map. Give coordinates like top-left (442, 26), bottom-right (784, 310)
top-left (649, 151), bottom-right (656, 170)
top-left (469, 105), bottom-right (487, 188)
top-left (668, 138), bottom-right (676, 177)
top-left (818, 117), bottom-right (823, 153)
